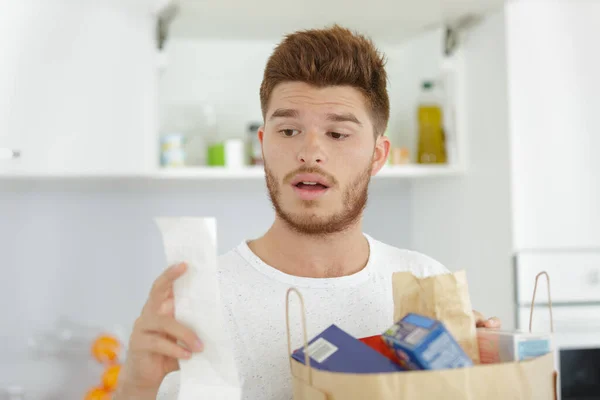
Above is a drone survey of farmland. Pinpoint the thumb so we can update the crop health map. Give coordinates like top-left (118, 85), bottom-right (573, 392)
top-left (164, 357), bottom-right (180, 374)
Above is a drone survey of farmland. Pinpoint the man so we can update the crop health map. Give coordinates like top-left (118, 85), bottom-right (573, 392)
top-left (115, 25), bottom-right (499, 400)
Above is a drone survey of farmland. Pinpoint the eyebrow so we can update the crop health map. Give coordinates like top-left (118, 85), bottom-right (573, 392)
top-left (326, 112), bottom-right (362, 126)
top-left (269, 108), bottom-right (299, 120)
top-left (270, 109), bottom-right (363, 126)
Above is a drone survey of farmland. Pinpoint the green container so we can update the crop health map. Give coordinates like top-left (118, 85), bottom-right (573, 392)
top-left (207, 143), bottom-right (225, 166)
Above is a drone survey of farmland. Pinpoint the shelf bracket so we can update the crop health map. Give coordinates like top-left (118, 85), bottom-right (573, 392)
top-left (156, 1), bottom-right (180, 50)
top-left (444, 14), bottom-right (483, 57)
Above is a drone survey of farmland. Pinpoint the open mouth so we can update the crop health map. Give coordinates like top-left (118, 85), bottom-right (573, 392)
top-left (291, 180), bottom-right (331, 201)
top-left (289, 173), bottom-right (333, 200)
top-left (294, 181), bottom-right (329, 191)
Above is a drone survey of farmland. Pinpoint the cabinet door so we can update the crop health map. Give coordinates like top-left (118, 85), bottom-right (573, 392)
top-left (1, 0), bottom-right (158, 176)
top-left (0, 2), bottom-right (31, 173)
top-left (506, 1), bottom-right (600, 249)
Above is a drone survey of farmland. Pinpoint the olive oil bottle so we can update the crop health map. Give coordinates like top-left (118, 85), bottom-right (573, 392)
top-left (417, 81), bottom-right (447, 164)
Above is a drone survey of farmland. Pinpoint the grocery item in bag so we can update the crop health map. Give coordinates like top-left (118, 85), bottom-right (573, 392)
top-left (359, 335), bottom-right (402, 366)
top-left (382, 313), bottom-right (473, 370)
top-left (292, 325), bottom-right (402, 373)
top-left (477, 328), bottom-right (552, 364)
top-left (392, 270), bottom-right (480, 363)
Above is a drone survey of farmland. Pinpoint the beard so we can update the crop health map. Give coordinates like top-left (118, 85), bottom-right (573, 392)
top-left (265, 163), bottom-right (372, 236)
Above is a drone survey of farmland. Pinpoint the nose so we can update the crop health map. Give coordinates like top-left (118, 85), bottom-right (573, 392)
top-left (297, 130), bottom-right (326, 165)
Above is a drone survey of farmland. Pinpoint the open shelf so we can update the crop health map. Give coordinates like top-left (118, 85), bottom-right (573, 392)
top-left (0, 164), bottom-right (463, 180)
top-left (153, 164), bottom-right (463, 180)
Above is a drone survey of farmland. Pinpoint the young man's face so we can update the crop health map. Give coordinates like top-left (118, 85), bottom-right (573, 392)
top-left (259, 82), bottom-right (389, 235)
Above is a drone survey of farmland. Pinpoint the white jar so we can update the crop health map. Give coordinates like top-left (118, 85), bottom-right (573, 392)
top-left (224, 139), bottom-right (245, 168)
top-left (160, 133), bottom-right (185, 167)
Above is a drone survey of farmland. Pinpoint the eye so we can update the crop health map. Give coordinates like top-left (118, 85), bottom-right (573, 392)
top-left (328, 132), bottom-right (350, 140)
top-left (279, 129), bottom-right (300, 137)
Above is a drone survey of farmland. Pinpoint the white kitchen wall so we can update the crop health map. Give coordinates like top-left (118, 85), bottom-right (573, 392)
top-left (410, 11), bottom-right (515, 328)
top-left (158, 39), bottom-right (272, 142)
top-left (505, 1), bottom-right (600, 251)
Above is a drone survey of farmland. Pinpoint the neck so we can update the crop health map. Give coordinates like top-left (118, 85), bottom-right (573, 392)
top-left (248, 217), bottom-right (370, 278)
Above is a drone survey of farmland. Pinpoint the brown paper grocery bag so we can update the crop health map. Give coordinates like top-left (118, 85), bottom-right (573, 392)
top-left (392, 270), bottom-right (480, 363)
top-left (286, 272), bottom-right (558, 400)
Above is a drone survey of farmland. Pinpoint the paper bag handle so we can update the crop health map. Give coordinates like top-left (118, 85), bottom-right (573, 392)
top-left (528, 271), bottom-right (554, 333)
top-left (285, 287), bottom-right (313, 385)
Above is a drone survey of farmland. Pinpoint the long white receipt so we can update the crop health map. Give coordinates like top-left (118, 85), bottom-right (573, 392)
top-left (155, 217), bottom-right (242, 400)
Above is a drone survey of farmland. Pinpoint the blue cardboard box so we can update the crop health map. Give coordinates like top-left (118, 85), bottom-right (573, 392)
top-left (291, 324), bottom-right (403, 373)
top-left (382, 313), bottom-right (473, 370)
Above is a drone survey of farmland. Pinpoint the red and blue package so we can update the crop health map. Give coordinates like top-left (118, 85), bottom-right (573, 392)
top-left (359, 335), bottom-right (403, 366)
top-left (291, 324), bottom-right (404, 373)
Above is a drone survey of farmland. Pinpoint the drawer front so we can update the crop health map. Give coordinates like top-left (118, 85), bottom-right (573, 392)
top-left (517, 305), bottom-right (600, 350)
top-left (515, 251), bottom-right (600, 305)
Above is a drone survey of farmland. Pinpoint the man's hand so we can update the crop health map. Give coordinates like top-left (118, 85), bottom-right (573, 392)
top-left (114, 262), bottom-right (204, 400)
top-left (473, 310), bottom-right (501, 329)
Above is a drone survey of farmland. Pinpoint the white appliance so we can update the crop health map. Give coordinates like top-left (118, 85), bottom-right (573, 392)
top-left (515, 250), bottom-right (600, 400)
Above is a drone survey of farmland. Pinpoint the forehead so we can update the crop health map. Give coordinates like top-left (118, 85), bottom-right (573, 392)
top-left (266, 82), bottom-right (369, 119)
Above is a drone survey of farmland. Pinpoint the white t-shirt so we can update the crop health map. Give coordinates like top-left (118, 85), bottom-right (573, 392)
top-left (157, 234), bottom-right (448, 400)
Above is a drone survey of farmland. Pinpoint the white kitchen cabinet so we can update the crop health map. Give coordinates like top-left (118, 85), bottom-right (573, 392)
top-left (0, 2), bottom-right (30, 173)
top-left (505, 1), bottom-right (600, 250)
top-left (0, 0), bottom-right (158, 177)
top-left (0, 0), bottom-right (504, 179)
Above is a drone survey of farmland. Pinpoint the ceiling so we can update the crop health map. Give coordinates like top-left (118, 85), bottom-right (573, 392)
top-left (168, 0), bottom-right (505, 44)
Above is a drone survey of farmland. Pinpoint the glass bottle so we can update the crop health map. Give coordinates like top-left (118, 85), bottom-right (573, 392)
top-left (417, 81), bottom-right (447, 164)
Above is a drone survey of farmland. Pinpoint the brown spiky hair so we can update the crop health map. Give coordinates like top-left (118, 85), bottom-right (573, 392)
top-left (259, 25), bottom-right (389, 137)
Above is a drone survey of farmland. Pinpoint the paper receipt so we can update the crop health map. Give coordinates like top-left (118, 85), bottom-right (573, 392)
top-left (155, 217), bottom-right (242, 400)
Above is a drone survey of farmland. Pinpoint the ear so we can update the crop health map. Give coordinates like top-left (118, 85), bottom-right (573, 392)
top-left (371, 134), bottom-right (390, 176)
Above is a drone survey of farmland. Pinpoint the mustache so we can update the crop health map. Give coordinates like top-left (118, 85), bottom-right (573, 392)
top-left (283, 166), bottom-right (338, 186)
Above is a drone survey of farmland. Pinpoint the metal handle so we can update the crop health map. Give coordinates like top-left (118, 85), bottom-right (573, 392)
top-left (0, 148), bottom-right (21, 160)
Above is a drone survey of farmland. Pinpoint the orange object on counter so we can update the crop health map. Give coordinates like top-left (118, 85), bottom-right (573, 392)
top-left (84, 386), bottom-right (112, 400)
top-left (102, 364), bottom-right (121, 392)
top-left (391, 147), bottom-right (410, 165)
top-left (91, 334), bottom-right (121, 364)
top-left (359, 335), bottom-right (403, 368)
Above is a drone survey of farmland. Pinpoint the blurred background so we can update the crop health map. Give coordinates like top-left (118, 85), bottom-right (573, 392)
top-left (1, 0), bottom-right (599, 399)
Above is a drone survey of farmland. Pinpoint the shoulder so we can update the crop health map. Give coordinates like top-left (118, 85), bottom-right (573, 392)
top-left (217, 242), bottom-right (255, 285)
top-left (367, 235), bottom-right (450, 278)
top-left (218, 239), bottom-right (258, 273)
top-left (218, 245), bottom-right (245, 270)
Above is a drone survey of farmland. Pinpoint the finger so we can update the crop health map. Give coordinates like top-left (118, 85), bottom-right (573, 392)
top-left (142, 315), bottom-right (203, 352)
top-left (146, 263), bottom-right (187, 310)
top-left (152, 263), bottom-right (187, 296)
top-left (482, 317), bottom-right (502, 329)
top-left (157, 297), bottom-right (175, 316)
top-left (133, 333), bottom-right (192, 360)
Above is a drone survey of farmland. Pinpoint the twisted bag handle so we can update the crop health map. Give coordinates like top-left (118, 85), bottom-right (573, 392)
top-left (528, 271), bottom-right (557, 400)
top-left (529, 271), bottom-right (554, 333)
top-left (286, 287), bottom-right (313, 385)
